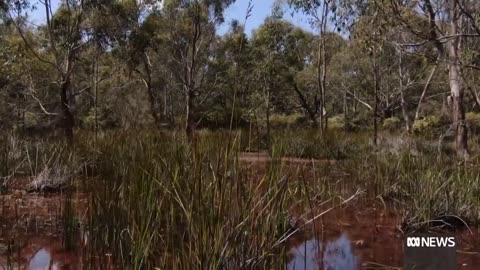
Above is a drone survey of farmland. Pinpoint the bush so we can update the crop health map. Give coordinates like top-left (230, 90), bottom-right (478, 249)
top-left (466, 112), bottom-right (480, 134)
top-left (83, 107), bottom-right (119, 129)
top-left (270, 113), bottom-right (303, 128)
top-left (382, 117), bottom-right (401, 131)
top-left (329, 115), bottom-right (345, 130)
top-left (272, 129), bottom-right (366, 159)
top-left (24, 111), bottom-right (42, 128)
top-left (413, 115), bottom-right (442, 133)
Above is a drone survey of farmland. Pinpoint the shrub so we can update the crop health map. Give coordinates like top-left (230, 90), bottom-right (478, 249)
top-left (272, 129), bottom-right (365, 159)
top-left (466, 112), bottom-right (480, 134)
top-left (24, 111), bottom-right (42, 128)
top-left (329, 115), bottom-right (345, 130)
top-left (413, 115), bottom-right (442, 133)
top-left (83, 107), bottom-right (119, 129)
top-left (382, 117), bottom-right (401, 131)
top-left (270, 113), bottom-right (303, 128)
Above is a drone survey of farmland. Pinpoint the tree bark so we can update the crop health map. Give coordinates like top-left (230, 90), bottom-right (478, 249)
top-left (138, 53), bottom-right (164, 128)
top-left (344, 89), bottom-right (349, 131)
top-left (373, 57), bottom-right (379, 146)
top-left (60, 78), bottom-right (74, 145)
top-left (448, 0), bottom-right (469, 159)
top-left (415, 57), bottom-right (439, 121)
top-left (293, 83), bottom-right (318, 127)
top-left (185, 89), bottom-right (194, 141)
top-left (398, 48), bottom-right (411, 132)
top-left (316, 0), bottom-right (329, 134)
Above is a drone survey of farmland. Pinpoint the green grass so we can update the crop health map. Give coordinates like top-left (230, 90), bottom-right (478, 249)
top-left (80, 131), bottom-right (303, 269)
top-left (343, 150), bottom-right (480, 231)
top-left (2, 128), bottom-right (480, 268)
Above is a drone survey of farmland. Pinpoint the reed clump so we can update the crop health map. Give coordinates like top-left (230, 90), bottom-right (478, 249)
top-left (81, 130), bottom-right (315, 269)
top-left (344, 150), bottom-right (480, 231)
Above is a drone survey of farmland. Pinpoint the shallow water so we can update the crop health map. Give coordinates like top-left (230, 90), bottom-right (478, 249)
top-left (287, 234), bottom-right (359, 270)
top-left (0, 236), bottom-right (80, 269)
top-left (29, 248), bottom-right (59, 270)
top-left (286, 204), bottom-right (480, 270)
top-left (0, 176), bottom-right (479, 269)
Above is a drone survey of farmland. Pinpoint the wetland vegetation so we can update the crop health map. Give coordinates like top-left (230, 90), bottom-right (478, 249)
top-left (1, 0), bottom-right (480, 269)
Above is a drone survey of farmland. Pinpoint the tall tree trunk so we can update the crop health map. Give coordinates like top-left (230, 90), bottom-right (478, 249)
top-left (265, 90), bottom-right (271, 151)
top-left (398, 49), bottom-right (411, 132)
top-left (147, 83), bottom-right (162, 128)
top-left (415, 57), bottom-right (439, 121)
top-left (293, 82), bottom-right (318, 127)
top-left (317, 38), bottom-right (324, 133)
top-left (93, 58), bottom-right (98, 139)
top-left (60, 77), bottom-right (74, 145)
top-left (141, 54), bottom-right (162, 128)
top-left (353, 89), bottom-right (358, 113)
top-left (373, 57), bottom-right (379, 146)
top-left (316, 0), bottom-right (329, 134)
top-left (263, 78), bottom-right (272, 150)
top-left (344, 89), bottom-right (348, 131)
top-left (163, 82), bottom-right (168, 124)
top-left (448, 0), bottom-right (469, 159)
top-left (321, 36), bottom-right (328, 131)
top-left (185, 90), bottom-right (194, 141)
top-left (319, 1), bottom-right (329, 133)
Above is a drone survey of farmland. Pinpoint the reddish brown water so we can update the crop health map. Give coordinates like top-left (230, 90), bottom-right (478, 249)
top-left (286, 204), bottom-right (480, 269)
top-left (0, 177), bottom-right (87, 269)
top-left (0, 236), bottom-right (81, 269)
top-left (1, 161), bottom-right (479, 269)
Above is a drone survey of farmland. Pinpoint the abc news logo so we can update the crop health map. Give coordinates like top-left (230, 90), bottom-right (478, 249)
top-left (404, 234), bottom-right (456, 270)
top-left (406, 236), bottom-right (456, 248)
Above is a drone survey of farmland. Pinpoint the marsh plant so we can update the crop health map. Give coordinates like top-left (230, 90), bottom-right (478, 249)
top-left (344, 150), bottom-right (480, 231)
top-left (81, 131), bottom-right (304, 269)
top-left (2, 129), bottom-right (480, 268)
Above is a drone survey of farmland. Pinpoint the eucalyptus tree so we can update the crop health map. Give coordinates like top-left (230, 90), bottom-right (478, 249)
top-left (203, 22), bottom-right (254, 127)
top-left (250, 18), bottom-right (315, 142)
top-left (286, 0), bottom-right (332, 132)
top-left (328, 0), bottom-right (479, 157)
top-left (0, 23), bottom-right (29, 129)
top-left (6, 0), bottom-right (104, 143)
top-left (295, 31), bottom-right (345, 126)
top-left (96, 0), bottom-right (171, 128)
top-left (160, 0), bottom-right (235, 140)
top-left (375, 0), bottom-right (480, 157)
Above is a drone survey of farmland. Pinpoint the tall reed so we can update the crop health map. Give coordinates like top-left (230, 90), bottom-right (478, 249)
top-left (83, 131), bottom-right (302, 269)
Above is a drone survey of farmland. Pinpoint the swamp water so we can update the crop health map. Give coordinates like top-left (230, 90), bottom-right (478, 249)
top-left (1, 157), bottom-right (479, 269)
top-left (1, 189), bottom-right (478, 269)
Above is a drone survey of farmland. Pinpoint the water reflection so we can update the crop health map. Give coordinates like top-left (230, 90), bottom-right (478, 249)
top-left (28, 248), bottom-right (60, 270)
top-left (287, 233), bottom-right (359, 270)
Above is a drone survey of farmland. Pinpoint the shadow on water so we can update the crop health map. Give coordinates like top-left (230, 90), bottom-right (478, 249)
top-left (287, 233), bottom-right (359, 270)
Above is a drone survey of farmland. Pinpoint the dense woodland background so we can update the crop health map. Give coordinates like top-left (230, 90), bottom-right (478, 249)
top-left (1, 0), bottom-right (480, 157)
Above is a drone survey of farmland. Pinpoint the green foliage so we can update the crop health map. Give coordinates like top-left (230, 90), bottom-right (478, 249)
top-left (382, 117), bottom-right (401, 130)
top-left (82, 131), bottom-right (293, 269)
top-left (82, 106), bottom-right (119, 129)
top-left (272, 129), bottom-right (367, 159)
top-left (413, 116), bottom-right (441, 133)
top-left (466, 112), bottom-right (480, 134)
top-left (270, 113), bottom-right (304, 128)
top-left (347, 151), bottom-right (480, 230)
top-left (329, 115), bottom-right (345, 129)
top-left (23, 111), bottom-right (42, 128)
top-left (466, 112), bottom-right (480, 126)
